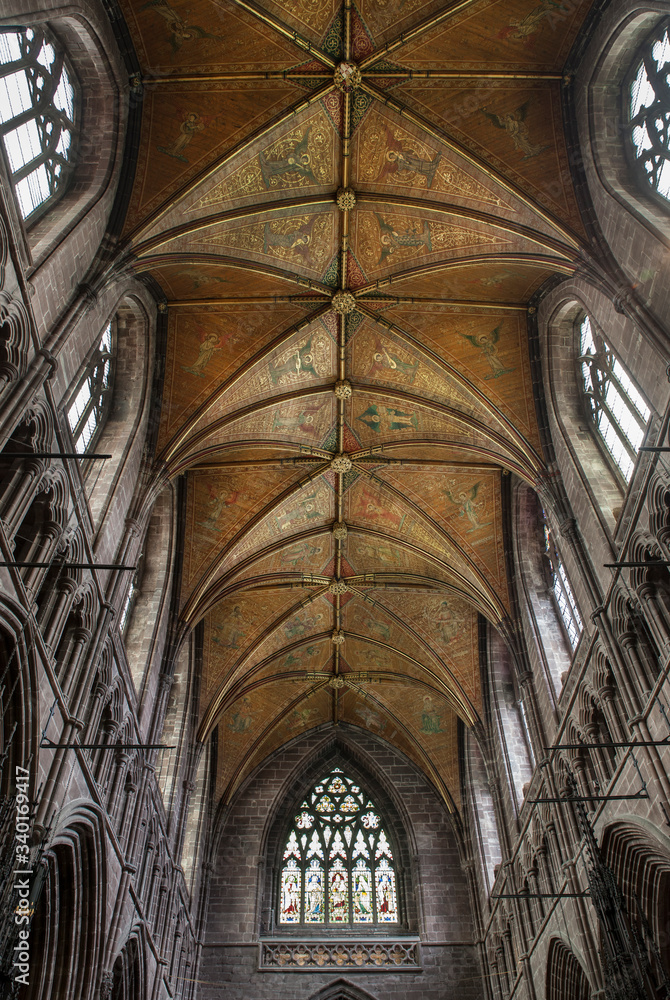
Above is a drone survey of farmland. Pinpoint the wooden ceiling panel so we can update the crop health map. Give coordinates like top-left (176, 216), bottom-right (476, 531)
top-left (395, 80), bottom-right (585, 234)
top-left (120, 0), bottom-right (596, 808)
top-left (392, 0), bottom-right (593, 71)
top-left (157, 302), bottom-right (319, 453)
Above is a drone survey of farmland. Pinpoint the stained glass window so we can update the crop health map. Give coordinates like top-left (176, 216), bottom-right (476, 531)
top-left (278, 768), bottom-right (399, 925)
top-left (543, 518), bottom-right (582, 651)
top-left (628, 22), bottom-right (670, 202)
top-left (0, 27), bottom-right (77, 219)
top-left (579, 314), bottom-right (650, 482)
top-left (67, 323), bottom-right (113, 454)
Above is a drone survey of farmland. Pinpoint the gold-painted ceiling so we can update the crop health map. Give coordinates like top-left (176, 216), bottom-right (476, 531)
top-left (119, 0), bottom-right (593, 812)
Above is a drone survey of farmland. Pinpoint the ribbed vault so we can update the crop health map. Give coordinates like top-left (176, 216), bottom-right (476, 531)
top-left (115, 0), bottom-right (595, 811)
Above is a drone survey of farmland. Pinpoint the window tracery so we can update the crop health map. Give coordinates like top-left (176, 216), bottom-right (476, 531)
top-left (543, 520), bottom-right (582, 651)
top-left (0, 27), bottom-right (77, 220)
top-left (66, 322), bottom-right (113, 454)
top-left (578, 314), bottom-right (650, 482)
top-left (628, 22), bottom-right (670, 203)
top-left (278, 768), bottom-right (398, 926)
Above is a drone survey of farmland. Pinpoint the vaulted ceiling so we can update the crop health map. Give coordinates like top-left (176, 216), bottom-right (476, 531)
top-left (118, 0), bottom-right (593, 812)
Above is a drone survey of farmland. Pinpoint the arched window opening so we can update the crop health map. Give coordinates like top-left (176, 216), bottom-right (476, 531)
top-left (546, 939), bottom-right (592, 1000)
top-left (278, 767), bottom-right (399, 926)
top-left (66, 321), bottom-right (113, 454)
top-left (628, 22), bottom-right (670, 203)
top-left (543, 519), bottom-right (582, 651)
top-left (119, 572), bottom-right (137, 634)
top-left (578, 314), bottom-right (650, 482)
top-left (0, 27), bottom-right (77, 220)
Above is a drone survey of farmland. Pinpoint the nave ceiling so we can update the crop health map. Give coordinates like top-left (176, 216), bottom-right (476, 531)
top-left (116, 0), bottom-right (595, 811)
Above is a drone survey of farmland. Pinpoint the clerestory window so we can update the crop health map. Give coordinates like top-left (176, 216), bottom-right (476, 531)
top-left (543, 519), bottom-right (582, 651)
top-left (119, 575), bottom-right (137, 633)
top-left (627, 21), bottom-right (670, 203)
top-left (278, 767), bottom-right (399, 926)
top-left (66, 322), bottom-right (113, 454)
top-left (578, 313), bottom-right (650, 483)
top-left (0, 26), bottom-right (77, 220)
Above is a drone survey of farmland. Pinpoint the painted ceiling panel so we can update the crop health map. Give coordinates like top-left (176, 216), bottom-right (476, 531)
top-left (395, 80), bottom-right (585, 234)
top-left (123, 82), bottom-right (302, 232)
top-left (156, 302), bottom-right (318, 452)
top-left (120, 0), bottom-right (594, 812)
top-left (392, 0), bottom-right (592, 70)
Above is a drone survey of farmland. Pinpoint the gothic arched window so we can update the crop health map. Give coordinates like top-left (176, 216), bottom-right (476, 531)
top-left (0, 27), bottom-right (77, 220)
top-left (543, 520), bottom-right (582, 651)
top-left (66, 322), bottom-right (113, 454)
top-left (628, 22), bottom-right (670, 203)
top-left (278, 767), bottom-right (399, 926)
top-left (578, 313), bottom-right (650, 482)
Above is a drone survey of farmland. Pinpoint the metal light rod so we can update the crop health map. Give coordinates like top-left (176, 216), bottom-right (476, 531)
top-left (0, 562), bottom-right (136, 569)
top-left (546, 739), bottom-right (670, 750)
top-left (604, 561), bottom-right (670, 567)
top-left (40, 740), bottom-right (176, 750)
top-left (1, 453), bottom-right (112, 459)
top-left (530, 792), bottom-right (649, 803)
top-left (491, 892), bottom-right (590, 899)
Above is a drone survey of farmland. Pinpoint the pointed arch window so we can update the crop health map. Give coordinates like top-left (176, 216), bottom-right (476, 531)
top-left (543, 520), bottom-right (582, 651)
top-left (578, 314), bottom-right (650, 482)
top-left (66, 322), bottom-right (113, 454)
top-left (627, 22), bottom-right (670, 203)
top-left (0, 27), bottom-right (77, 220)
top-left (278, 768), bottom-right (399, 926)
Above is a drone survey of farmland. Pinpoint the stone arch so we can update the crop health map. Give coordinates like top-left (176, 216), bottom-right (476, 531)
top-left (110, 930), bottom-right (146, 1000)
top-left (261, 736), bottom-right (417, 934)
top-left (485, 620), bottom-right (533, 808)
top-left (544, 293), bottom-right (627, 532)
top-left (0, 399), bottom-right (54, 538)
top-left (512, 479), bottom-right (572, 697)
top-left (27, 805), bottom-right (106, 1000)
top-left (586, 5), bottom-right (670, 245)
top-left (307, 980), bottom-right (381, 1000)
top-left (601, 821), bottom-right (670, 986)
top-left (12, 465), bottom-right (70, 596)
top-left (546, 938), bottom-right (592, 1000)
top-left (85, 294), bottom-right (153, 536)
top-left (124, 483), bottom-right (176, 695)
top-left (0, 291), bottom-right (31, 389)
top-left (0, 615), bottom-right (36, 797)
top-left (462, 725), bottom-right (502, 894)
top-left (3, 6), bottom-right (126, 263)
top-left (628, 534), bottom-right (670, 657)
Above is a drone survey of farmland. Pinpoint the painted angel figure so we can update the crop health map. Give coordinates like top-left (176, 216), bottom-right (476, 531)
top-left (481, 103), bottom-right (548, 160)
top-left (498, 0), bottom-right (566, 41)
top-left (366, 336), bottom-right (419, 383)
top-left (199, 482), bottom-right (241, 530)
top-left (263, 219), bottom-right (315, 259)
top-left (181, 329), bottom-right (224, 376)
top-left (259, 128), bottom-right (316, 188)
top-left (271, 402), bottom-right (325, 436)
top-left (158, 111), bottom-right (206, 163)
top-left (444, 480), bottom-right (487, 531)
top-left (461, 325), bottom-right (514, 380)
top-left (375, 214), bottom-right (433, 264)
top-left (421, 695), bottom-right (444, 734)
top-left (268, 336), bottom-right (323, 385)
top-left (140, 0), bottom-right (219, 52)
top-left (378, 129), bottom-right (442, 189)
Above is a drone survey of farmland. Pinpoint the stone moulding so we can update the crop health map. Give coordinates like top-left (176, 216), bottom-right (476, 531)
top-left (258, 939), bottom-right (421, 971)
